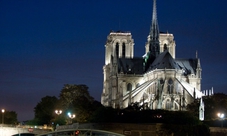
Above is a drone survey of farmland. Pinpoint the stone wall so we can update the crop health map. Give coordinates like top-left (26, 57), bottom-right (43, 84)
top-left (56, 123), bottom-right (227, 136)
top-left (78, 123), bottom-right (161, 136)
top-left (210, 127), bottom-right (227, 136)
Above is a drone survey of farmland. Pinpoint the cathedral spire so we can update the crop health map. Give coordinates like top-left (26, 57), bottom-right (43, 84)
top-left (196, 55), bottom-right (202, 78)
top-left (149, 0), bottom-right (160, 57)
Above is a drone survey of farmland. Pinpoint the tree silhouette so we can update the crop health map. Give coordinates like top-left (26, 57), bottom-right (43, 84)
top-left (34, 96), bottom-right (58, 125)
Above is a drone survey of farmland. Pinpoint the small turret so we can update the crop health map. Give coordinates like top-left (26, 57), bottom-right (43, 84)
top-left (197, 59), bottom-right (201, 77)
top-left (196, 51), bottom-right (202, 78)
top-left (199, 97), bottom-right (205, 121)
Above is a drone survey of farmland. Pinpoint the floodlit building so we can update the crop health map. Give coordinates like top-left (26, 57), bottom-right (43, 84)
top-left (101, 0), bottom-right (206, 111)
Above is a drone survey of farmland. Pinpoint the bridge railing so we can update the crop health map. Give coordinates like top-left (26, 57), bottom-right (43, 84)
top-left (0, 124), bottom-right (53, 130)
top-left (56, 123), bottom-right (79, 131)
top-left (37, 128), bottom-right (125, 136)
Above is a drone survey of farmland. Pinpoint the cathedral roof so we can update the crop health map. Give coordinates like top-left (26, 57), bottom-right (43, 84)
top-left (118, 57), bottom-right (144, 74)
top-left (148, 50), bottom-right (180, 70)
top-left (145, 51), bottom-right (199, 76)
top-left (175, 58), bottom-right (198, 75)
top-left (117, 51), bottom-right (199, 76)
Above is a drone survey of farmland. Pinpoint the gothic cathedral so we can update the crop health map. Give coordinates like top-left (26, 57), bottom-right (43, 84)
top-left (101, 0), bottom-right (204, 111)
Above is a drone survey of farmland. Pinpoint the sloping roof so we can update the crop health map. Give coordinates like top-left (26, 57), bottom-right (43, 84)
top-left (148, 50), bottom-right (180, 70)
top-left (117, 51), bottom-right (198, 76)
top-left (175, 58), bottom-right (198, 75)
top-left (118, 57), bottom-right (144, 74)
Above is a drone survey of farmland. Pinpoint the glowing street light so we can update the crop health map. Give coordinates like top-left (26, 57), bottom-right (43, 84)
top-left (67, 112), bottom-right (76, 124)
top-left (68, 112), bottom-right (76, 119)
top-left (55, 110), bottom-right (62, 115)
top-left (217, 113), bottom-right (225, 127)
top-left (1, 109), bottom-right (5, 125)
top-left (217, 113), bottom-right (224, 118)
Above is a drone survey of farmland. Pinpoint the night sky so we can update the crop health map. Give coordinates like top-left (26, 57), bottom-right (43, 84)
top-left (0, 0), bottom-right (226, 121)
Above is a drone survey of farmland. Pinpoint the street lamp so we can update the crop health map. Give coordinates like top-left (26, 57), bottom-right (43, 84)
top-left (1, 109), bottom-right (5, 125)
top-left (54, 110), bottom-right (62, 129)
top-left (217, 113), bottom-right (225, 127)
top-left (68, 112), bottom-right (76, 119)
top-left (68, 112), bottom-right (76, 124)
top-left (55, 110), bottom-right (62, 115)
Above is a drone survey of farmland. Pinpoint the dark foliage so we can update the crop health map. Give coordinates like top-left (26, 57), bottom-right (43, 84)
top-left (89, 105), bottom-right (210, 135)
top-left (89, 106), bottom-right (116, 123)
top-left (161, 124), bottom-right (210, 136)
top-left (0, 110), bottom-right (17, 124)
top-left (90, 106), bottom-right (200, 125)
top-left (59, 84), bottom-right (98, 123)
top-left (33, 84), bottom-right (103, 125)
top-left (34, 96), bottom-right (58, 125)
top-left (187, 93), bottom-right (227, 121)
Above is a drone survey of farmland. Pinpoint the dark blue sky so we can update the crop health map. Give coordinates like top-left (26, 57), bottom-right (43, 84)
top-left (0, 0), bottom-right (226, 121)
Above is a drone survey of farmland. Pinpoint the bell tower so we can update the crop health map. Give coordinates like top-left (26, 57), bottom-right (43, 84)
top-left (102, 31), bottom-right (134, 107)
top-left (104, 32), bottom-right (134, 65)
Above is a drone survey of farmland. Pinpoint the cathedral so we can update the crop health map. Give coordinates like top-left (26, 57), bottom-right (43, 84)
top-left (101, 0), bottom-right (205, 111)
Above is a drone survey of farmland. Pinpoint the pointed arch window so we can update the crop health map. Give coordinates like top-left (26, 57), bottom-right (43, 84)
top-left (122, 42), bottom-right (126, 58)
top-left (116, 42), bottom-right (119, 57)
top-left (127, 83), bottom-right (132, 91)
top-left (167, 78), bottom-right (173, 94)
top-left (166, 99), bottom-right (171, 110)
top-left (164, 43), bottom-right (168, 51)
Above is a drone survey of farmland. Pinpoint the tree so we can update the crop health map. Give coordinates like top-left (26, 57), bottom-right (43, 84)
top-left (0, 110), bottom-right (17, 124)
top-left (59, 84), bottom-right (96, 123)
top-left (32, 84), bottom-right (103, 125)
top-left (187, 93), bottom-right (227, 121)
top-left (34, 96), bottom-right (58, 125)
top-left (187, 99), bottom-right (200, 118)
top-left (208, 93), bottom-right (227, 119)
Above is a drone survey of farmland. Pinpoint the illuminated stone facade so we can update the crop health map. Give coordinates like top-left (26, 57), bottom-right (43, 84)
top-left (101, 0), bottom-right (203, 110)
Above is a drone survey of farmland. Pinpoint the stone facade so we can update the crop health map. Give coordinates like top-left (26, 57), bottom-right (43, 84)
top-left (101, 0), bottom-right (203, 110)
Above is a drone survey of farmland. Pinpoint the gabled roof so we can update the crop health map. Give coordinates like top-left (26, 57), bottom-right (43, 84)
top-left (148, 50), bottom-right (180, 71)
top-left (118, 57), bottom-right (144, 74)
top-left (117, 51), bottom-right (199, 76)
top-left (175, 58), bottom-right (198, 75)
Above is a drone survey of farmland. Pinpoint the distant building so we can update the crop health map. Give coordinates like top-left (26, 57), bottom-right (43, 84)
top-left (101, 0), bottom-right (206, 111)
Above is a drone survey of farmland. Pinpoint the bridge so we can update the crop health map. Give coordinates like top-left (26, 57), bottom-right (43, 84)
top-left (3, 123), bottom-right (160, 135)
top-left (0, 124), bottom-right (52, 136)
top-left (5, 123), bottom-right (227, 136)
top-left (0, 123), bottom-right (126, 136)
top-left (37, 129), bottom-right (125, 136)
top-left (0, 123), bottom-right (163, 135)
